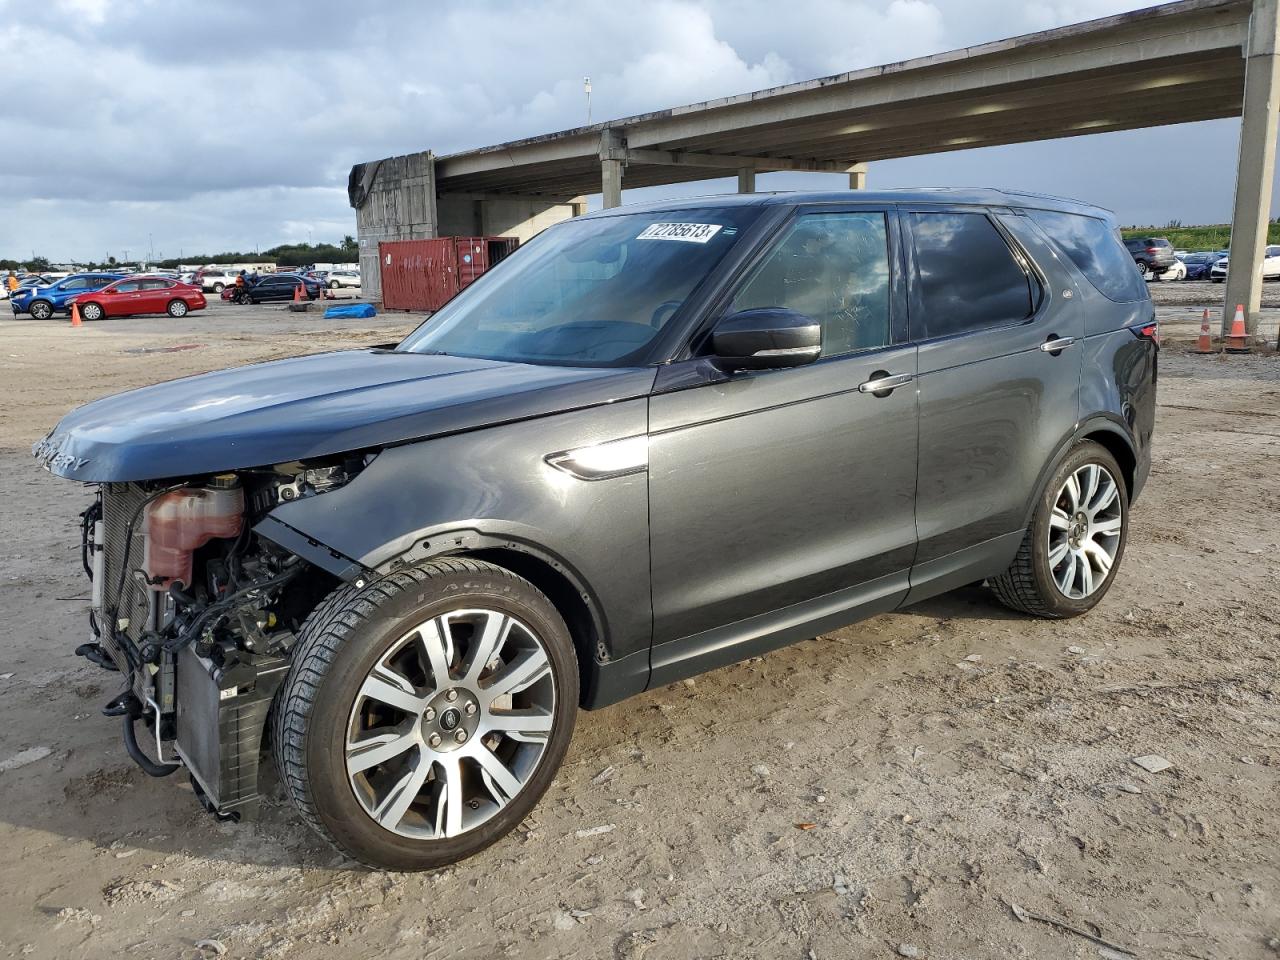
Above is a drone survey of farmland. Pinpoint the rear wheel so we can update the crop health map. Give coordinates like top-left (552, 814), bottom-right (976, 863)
top-left (29, 300), bottom-right (53, 320)
top-left (329, 280), bottom-right (340, 289)
top-left (212, 282), bottom-right (225, 293)
top-left (273, 558), bottom-right (578, 870)
top-left (167, 299), bottom-right (189, 317)
top-left (79, 302), bottom-right (104, 321)
top-left (989, 442), bottom-right (1128, 618)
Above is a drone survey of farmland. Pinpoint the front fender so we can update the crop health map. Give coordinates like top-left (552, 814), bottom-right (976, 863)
top-left (256, 397), bottom-right (654, 665)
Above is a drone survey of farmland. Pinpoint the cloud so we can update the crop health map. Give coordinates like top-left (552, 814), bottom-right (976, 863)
top-left (0, 0), bottom-right (1261, 261)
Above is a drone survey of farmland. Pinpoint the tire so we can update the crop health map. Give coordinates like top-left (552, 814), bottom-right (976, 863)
top-left (1135, 261), bottom-right (1151, 282)
top-left (329, 280), bottom-right (339, 289)
top-left (79, 302), bottom-right (104, 321)
top-left (29, 300), bottom-right (53, 320)
top-left (989, 441), bottom-right (1128, 619)
top-left (273, 558), bottom-right (578, 871)
top-left (167, 299), bottom-right (188, 317)
top-left (212, 282), bottom-right (225, 293)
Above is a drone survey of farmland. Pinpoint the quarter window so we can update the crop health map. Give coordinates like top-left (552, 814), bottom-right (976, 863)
top-left (1029, 209), bottom-right (1147, 302)
top-left (910, 212), bottom-right (1036, 338)
top-left (728, 211), bottom-right (891, 356)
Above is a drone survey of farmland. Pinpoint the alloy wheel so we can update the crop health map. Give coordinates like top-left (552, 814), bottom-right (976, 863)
top-left (345, 609), bottom-right (556, 840)
top-left (1047, 463), bottom-right (1123, 599)
top-left (81, 303), bottom-right (103, 321)
top-left (30, 301), bottom-right (52, 320)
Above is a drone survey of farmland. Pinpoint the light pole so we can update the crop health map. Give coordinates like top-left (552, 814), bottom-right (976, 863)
top-left (584, 77), bottom-right (592, 125)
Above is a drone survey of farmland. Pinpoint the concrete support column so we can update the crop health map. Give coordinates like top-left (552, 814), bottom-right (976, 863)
top-left (737, 167), bottom-right (756, 193)
top-left (847, 162), bottom-right (868, 190)
top-left (1223, 0), bottom-right (1280, 337)
top-left (600, 128), bottom-right (626, 209)
top-left (569, 195), bottom-right (588, 218)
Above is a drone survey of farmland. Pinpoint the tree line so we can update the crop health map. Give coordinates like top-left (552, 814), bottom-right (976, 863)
top-left (2, 237), bottom-right (359, 273)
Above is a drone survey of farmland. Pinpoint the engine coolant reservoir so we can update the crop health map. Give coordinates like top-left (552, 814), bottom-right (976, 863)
top-left (143, 475), bottom-right (244, 590)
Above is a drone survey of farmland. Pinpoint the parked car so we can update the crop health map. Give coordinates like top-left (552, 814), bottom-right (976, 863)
top-left (35, 189), bottom-right (1156, 871)
top-left (10, 273), bottom-right (125, 319)
top-left (1159, 259), bottom-right (1186, 281)
top-left (326, 269), bottom-right (361, 289)
top-left (1124, 236), bottom-right (1177, 280)
top-left (1178, 252), bottom-right (1218, 281)
top-left (245, 273), bottom-right (322, 302)
top-left (67, 275), bottom-right (207, 320)
top-left (192, 268), bottom-right (238, 293)
top-left (2, 274), bottom-right (56, 299)
top-left (1210, 244), bottom-right (1280, 282)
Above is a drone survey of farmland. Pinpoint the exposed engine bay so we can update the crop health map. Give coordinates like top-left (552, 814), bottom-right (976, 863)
top-left (77, 455), bottom-right (372, 818)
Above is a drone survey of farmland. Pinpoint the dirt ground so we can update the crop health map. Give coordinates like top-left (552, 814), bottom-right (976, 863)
top-left (0, 296), bottom-right (1277, 960)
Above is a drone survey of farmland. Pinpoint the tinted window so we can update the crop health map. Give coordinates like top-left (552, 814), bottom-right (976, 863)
top-left (141, 279), bottom-right (172, 289)
top-left (1267, 246), bottom-right (1280, 257)
top-left (61, 277), bottom-right (89, 290)
top-left (910, 212), bottom-right (1034, 338)
top-left (399, 206), bottom-right (762, 366)
top-left (115, 281), bottom-right (142, 292)
top-left (729, 211), bottom-right (890, 356)
top-left (1029, 210), bottom-right (1148, 302)
top-left (1151, 239), bottom-right (1171, 248)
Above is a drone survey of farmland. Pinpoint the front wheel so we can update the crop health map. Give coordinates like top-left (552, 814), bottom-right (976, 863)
top-left (329, 280), bottom-right (339, 289)
top-left (79, 302), bottom-right (105, 321)
top-left (989, 442), bottom-right (1128, 618)
top-left (273, 559), bottom-right (578, 870)
top-left (29, 300), bottom-right (53, 320)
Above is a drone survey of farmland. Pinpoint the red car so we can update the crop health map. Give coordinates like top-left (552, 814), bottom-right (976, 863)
top-left (70, 275), bottom-right (207, 321)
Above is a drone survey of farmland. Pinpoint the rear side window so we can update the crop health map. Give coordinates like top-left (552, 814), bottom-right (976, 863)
top-left (1029, 210), bottom-right (1147, 302)
top-left (909, 212), bottom-right (1035, 339)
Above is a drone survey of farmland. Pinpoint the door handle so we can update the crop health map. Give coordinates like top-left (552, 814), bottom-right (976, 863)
top-left (1039, 336), bottom-right (1077, 354)
top-left (857, 372), bottom-right (915, 395)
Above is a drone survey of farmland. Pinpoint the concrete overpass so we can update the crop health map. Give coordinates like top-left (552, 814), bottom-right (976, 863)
top-left (351, 0), bottom-right (1279, 338)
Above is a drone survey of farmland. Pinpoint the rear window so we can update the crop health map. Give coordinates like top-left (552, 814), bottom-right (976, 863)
top-left (1029, 210), bottom-right (1147, 302)
top-left (1151, 239), bottom-right (1171, 248)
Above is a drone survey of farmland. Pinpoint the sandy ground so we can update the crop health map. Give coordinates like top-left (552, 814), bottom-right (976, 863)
top-left (0, 296), bottom-right (1277, 960)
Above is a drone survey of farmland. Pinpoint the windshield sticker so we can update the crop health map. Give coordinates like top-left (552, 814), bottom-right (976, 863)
top-left (636, 222), bottom-right (723, 244)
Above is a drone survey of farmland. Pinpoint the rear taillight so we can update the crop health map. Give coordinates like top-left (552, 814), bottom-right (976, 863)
top-left (1145, 247), bottom-right (1159, 253)
top-left (1131, 321), bottom-right (1160, 345)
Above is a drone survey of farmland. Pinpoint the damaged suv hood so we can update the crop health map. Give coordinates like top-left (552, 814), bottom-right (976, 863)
top-left (35, 349), bottom-right (657, 482)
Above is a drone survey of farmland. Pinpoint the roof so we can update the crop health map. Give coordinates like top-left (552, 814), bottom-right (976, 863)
top-left (576, 188), bottom-right (1117, 220)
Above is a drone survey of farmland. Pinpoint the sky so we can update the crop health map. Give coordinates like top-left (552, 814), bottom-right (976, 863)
top-left (0, 0), bottom-right (1266, 262)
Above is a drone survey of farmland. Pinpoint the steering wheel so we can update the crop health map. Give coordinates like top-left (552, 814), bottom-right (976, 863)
top-left (650, 300), bottom-right (682, 328)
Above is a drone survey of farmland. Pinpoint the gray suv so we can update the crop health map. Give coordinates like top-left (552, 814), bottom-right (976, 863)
top-left (36, 189), bottom-right (1157, 870)
top-left (1124, 236), bottom-right (1177, 280)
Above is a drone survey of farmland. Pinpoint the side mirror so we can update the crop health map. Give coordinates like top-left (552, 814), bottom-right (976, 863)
top-left (710, 308), bottom-right (821, 371)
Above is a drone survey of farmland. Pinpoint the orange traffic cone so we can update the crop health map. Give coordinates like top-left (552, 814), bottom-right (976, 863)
top-left (1193, 308), bottom-right (1214, 354)
top-left (1224, 303), bottom-right (1250, 354)
top-left (70, 302), bottom-right (82, 327)
top-left (293, 283), bottom-right (303, 302)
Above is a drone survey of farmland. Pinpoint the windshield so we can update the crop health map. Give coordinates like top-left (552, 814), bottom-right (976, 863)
top-left (397, 206), bottom-right (762, 366)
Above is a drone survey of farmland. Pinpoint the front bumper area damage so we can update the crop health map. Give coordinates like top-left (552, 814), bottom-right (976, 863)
top-left (74, 464), bottom-right (364, 821)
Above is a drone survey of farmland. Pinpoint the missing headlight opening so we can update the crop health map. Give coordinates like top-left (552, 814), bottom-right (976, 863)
top-left (76, 453), bottom-right (374, 819)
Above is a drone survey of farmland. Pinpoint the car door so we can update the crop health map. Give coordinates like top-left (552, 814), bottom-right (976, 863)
top-left (140, 279), bottom-right (173, 313)
top-left (107, 280), bottom-right (144, 315)
top-left (646, 206), bottom-right (918, 684)
top-left (901, 206), bottom-right (1084, 602)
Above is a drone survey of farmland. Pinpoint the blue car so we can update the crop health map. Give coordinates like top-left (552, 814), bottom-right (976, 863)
top-left (1179, 252), bottom-right (1220, 281)
top-left (10, 273), bottom-right (126, 319)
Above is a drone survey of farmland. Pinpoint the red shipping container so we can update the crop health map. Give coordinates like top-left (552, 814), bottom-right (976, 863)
top-left (379, 236), bottom-right (519, 312)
